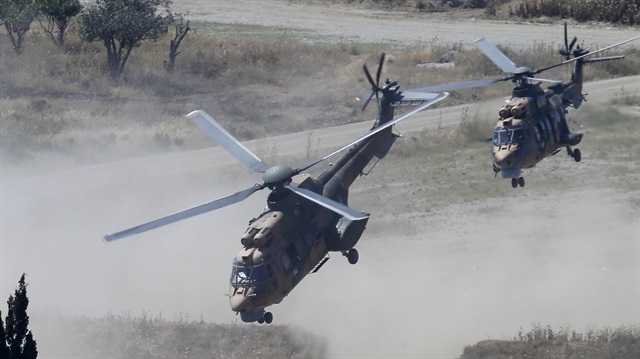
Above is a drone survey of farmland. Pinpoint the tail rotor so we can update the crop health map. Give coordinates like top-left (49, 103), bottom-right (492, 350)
top-left (362, 53), bottom-right (386, 112)
top-left (559, 22), bottom-right (586, 60)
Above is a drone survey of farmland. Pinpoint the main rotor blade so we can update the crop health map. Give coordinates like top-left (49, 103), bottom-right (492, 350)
top-left (409, 77), bottom-right (503, 93)
top-left (533, 35), bottom-right (640, 75)
top-left (298, 92), bottom-right (448, 172)
top-left (285, 184), bottom-right (369, 221)
top-left (472, 38), bottom-right (518, 73)
top-left (104, 184), bottom-right (264, 242)
top-left (186, 110), bottom-right (270, 173)
top-left (525, 77), bottom-right (561, 83)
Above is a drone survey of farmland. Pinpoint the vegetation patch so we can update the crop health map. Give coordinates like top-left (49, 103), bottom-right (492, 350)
top-left (2, 22), bottom-right (637, 169)
top-left (34, 311), bottom-right (326, 359)
top-left (461, 323), bottom-right (640, 359)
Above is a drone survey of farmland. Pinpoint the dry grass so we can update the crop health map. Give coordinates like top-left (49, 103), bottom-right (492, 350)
top-left (355, 94), bottom-right (639, 215)
top-left (461, 323), bottom-right (640, 359)
top-left (1, 21), bottom-right (638, 170)
top-left (33, 311), bottom-right (326, 358)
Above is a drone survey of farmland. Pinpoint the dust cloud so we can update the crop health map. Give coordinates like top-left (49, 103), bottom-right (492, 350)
top-left (280, 186), bottom-right (638, 357)
top-left (1, 144), bottom-right (638, 358)
top-left (1, 152), bottom-right (261, 328)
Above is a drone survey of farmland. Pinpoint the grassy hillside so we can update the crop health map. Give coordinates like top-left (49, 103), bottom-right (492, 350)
top-left (33, 311), bottom-right (326, 358)
top-left (1, 27), bottom-right (637, 170)
top-left (460, 323), bottom-right (640, 359)
top-left (298, 0), bottom-right (640, 24)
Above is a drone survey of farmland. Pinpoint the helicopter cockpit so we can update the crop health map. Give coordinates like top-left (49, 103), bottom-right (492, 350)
top-left (492, 126), bottom-right (526, 146)
top-left (230, 258), bottom-right (269, 289)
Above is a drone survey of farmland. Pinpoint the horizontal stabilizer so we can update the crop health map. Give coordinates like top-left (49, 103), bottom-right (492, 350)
top-left (584, 55), bottom-right (625, 64)
top-left (398, 91), bottom-right (444, 106)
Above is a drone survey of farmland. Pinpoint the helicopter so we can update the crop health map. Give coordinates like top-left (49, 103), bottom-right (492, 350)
top-left (104, 54), bottom-right (448, 324)
top-left (413, 24), bottom-right (639, 188)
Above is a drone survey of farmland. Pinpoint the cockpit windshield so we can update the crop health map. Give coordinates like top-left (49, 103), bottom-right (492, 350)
top-left (493, 126), bottom-right (525, 146)
top-left (230, 258), bottom-right (268, 288)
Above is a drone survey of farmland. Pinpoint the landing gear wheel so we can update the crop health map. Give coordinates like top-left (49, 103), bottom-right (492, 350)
top-left (263, 312), bottom-right (273, 324)
top-left (572, 148), bottom-right (581, 162)
top-left (511, 178), bottom-right (518, 188)
top-left (518, 177), bottom-right (525, 188)
top-left (346, 248), bottom-right (359, 264)
top-left (258, 317), bottom-right (264, 324)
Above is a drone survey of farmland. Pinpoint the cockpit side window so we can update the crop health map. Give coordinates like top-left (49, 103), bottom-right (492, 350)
top-left (230, 258), bottom-right (268, 288)
top-left (493, 128), bottom-right (507, 146)
top-left (493, 126), bottom-right (525, 145)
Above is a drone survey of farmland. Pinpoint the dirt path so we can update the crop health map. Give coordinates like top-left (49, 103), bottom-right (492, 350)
top-left (176, 0), bottom-right (640, 48)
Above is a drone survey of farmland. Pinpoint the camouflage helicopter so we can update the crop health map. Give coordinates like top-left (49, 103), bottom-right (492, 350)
top-left (104, 54), bottom-right (448, 324)
top-left (414, 24), bottom-right (639, 188)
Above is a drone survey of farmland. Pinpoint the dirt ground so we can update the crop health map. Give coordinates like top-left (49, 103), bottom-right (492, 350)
top-left (175, 0), bottom-right (640, 49)
top-left (1, 1), bottom-right (639, 358)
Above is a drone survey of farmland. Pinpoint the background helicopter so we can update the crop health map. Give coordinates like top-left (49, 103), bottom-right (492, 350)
top-left (104, 54), bottom-right (447, 324)
top-left (413, 24), bottom-right (639, 188)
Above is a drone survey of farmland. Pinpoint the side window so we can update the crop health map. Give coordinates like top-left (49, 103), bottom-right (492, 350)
top-left (281, 253), bottom-right (292, 271)
top-left (269, 260), bottom-right (280, 275)
top-left (303, 224), bottom-right (319, 247)
top-left (294, 238), bottom-right (306, 258)
top-left (287, 243), bottom-right (301, 264)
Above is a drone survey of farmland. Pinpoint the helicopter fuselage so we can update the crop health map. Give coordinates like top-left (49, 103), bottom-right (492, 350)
top-left (103, 54), bottom-right (448, 325)
top-left (228, 89), bottom-right (400, 323)
top-left (491, 60), bottom-right (585, 186)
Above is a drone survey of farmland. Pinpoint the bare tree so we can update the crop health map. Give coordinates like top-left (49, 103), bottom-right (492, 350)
top-left (165, 11), bottom-right (190, 72)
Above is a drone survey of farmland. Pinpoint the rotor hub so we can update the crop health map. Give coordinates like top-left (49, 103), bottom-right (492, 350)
top-left (262, 165), bottom-right (294, 186)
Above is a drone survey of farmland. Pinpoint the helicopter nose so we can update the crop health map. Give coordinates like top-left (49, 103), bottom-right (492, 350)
top-left (229, 293), bottom-right (249, 312)
top-left (229, 286), bottom-right (258, 312)
top-left (494, 148), bottom-right (513, 163)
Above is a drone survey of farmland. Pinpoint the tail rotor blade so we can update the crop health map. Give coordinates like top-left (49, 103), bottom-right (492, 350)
top-left (569, 36), bottom-right (577, 52)
top-left (363, 64), bottom-right (376, 88)
top-left (375, 53), bottom-right (385, 85)
top-left (362, 91), bottom-right (375, 112)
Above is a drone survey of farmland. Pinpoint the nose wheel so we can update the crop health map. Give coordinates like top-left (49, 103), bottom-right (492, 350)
top-left (511, 177), bottom-right (525, 188)
top-left (257, 311), bottom-right (273, 324)
top-left (567, 147), bottom-right (582, 162)
top-left (343, 248), bottom-right (359, 264)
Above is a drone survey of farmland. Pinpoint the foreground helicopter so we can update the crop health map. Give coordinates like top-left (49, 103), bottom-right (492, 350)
top-left (414, 24), bottom-right (639, 188)
top-left (104, 55), bottom-right (447, 323)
